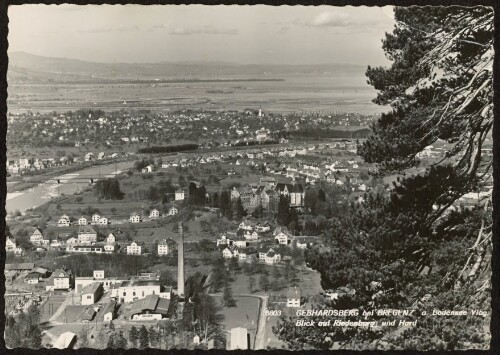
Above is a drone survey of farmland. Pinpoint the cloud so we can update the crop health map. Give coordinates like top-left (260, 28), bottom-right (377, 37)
top-left (169, 25), bottom-right (238, 36)
top-left (306, 11), bottom-right (353, 28)
top-left (78, 27), bottom-right (112, 34)
top-left (116, 25), bottom-right (140, 32)
top-left (277, 26), bottom-right (290, 34)
top-left (148, 23), bottom-right (169, 31)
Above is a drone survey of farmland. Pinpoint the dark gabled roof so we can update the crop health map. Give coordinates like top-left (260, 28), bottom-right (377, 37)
top-left (78, 225), bottom-right (97, 235)
top-left (275, 183), bottom-right (293, 191)
top-left (128, 294), bottom-right (170, 317)
top-left (292, 184), bottom-right (304, 193)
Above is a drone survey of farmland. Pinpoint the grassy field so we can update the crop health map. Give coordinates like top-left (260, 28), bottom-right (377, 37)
top-left (213, 295), bottom-right (260, 349)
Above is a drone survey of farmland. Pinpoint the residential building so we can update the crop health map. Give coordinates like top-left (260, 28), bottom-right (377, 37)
top-left (232, 235), bottom-right (247, 248)
top-left (127, 241), bottom-right (142, 255)
top-left (5, 236), bottom-right (16, 252)
top-left (99, 217), bottom-right (109, 225)
top-left (167, 206), bottom-right (178, 216)
top-left (129, 212), bottom-right (141, 223)
top-left (91, 214), bottom-right (100, 224)
top-left (239, 220), bottom-right (254, 231)
top-left (150, 209), bottom-right (160, 219)
top-left (157, 240), bottom-right (170, 256)
top-left (106, 233), bottom-right (116, 244)
top-left (58, 214), bottom-right (70, 227)
top-left (81, 283), bottom-right (104, 305)
top-left (295, 236), bottom-right (316, 249)
top-left (78, 225), bottom-right (97, 244)
top-left (46, 269), bottom-right (72, 291)
top-left (78, 217), bottom-right (88, 225)
top-left (286, 287), bottom-right (302, 308)
top-left (274, 226), bottom-right (294, 245)
top-left (175, 190), bottom-right (185, 201)
top-left (30, 228), bottom-right (45, 245)
top-left (142, 165), bottom-right (154, 173)
top-left (104, 244), bottom-right (116, 254)
top-left (264, 249), bottom-right (282, 265)
top-left (223, 246), bottom-right (239, 259)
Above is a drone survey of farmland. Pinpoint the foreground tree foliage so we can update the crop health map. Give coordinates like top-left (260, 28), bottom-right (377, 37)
top-left (5, 304), bottom-right (42, 349)
top-left (273, 6), bottom-right (492, 350)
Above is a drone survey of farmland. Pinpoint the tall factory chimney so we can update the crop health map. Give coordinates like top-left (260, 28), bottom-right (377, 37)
top-left (177, 222), bottom-right (185, 298)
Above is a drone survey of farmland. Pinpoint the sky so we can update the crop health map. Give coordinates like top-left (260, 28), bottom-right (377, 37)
top-left (8, 5), bottom-right (395, 65)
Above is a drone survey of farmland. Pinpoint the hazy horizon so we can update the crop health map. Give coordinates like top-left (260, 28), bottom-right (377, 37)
top-left (8, 50), bottom-right (374, 67)
top-left (8, 5), bottom-right (395, 66)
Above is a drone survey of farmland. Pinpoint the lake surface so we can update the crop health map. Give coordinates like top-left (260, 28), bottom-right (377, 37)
top-left (6, 161), bottom-right (135, 214)
top-left (8, 72), bottom-right (387, 115)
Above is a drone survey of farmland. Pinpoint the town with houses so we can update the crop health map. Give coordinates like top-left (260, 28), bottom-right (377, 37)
top-left (5, 103), bottom-right (494, 351)
top-left (5, 105), bottom-right (493, 350)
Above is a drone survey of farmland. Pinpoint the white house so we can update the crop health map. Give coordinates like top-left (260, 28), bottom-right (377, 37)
top-left (244, 230), bottom-right (259, 240)
top-left (175, 190), bottom-right (185, 201)
top-left (58, 215), bottom-right (71, 227)
top-left (66, 237), bottom-right (78, 245)
top-left (104, 244), bottom-right (116, 254)
top-left (78, 217), bottom-right (88, 226)
top-left (149, 209), bottom-right (160, 219)
top-left (274, 226), bottom-right (294, 245)
top-left (142, 165), bottom-right (154, 173)
top-left (5, 237), bottom-right (16, 252)
top-left (264, 249), bottom-right (281, 265)
top-left (286, 287), bottom-right (301, 308)
top-left (30, 228), bottom-right (45, 245)
top-left (127, 242), bottom-right (142, 255)
top-left (129, 212), bottom-right (141, 223)
top-left (91, 214), bottom-right (100, 224)
top-left (46, 269), bottom-right (72, 291)
top-left (223, 246), bottom-right (239, 259)
top-left (232, 235), bottom-right (247, 248)
top-left (239, 220), bottom-right (254, 231)
top-left (168, 206), bottom-right (178, 216)
top-left (106, 233), bottom-right (116, 244)
top-left (85, 152), bottom-right (94, 162)
top-left (78, 225), bottom-right (97, 244)
top-left (99, 217), bottom-right (109, 225)
top-left (157, 240), bottom-right (170, 256)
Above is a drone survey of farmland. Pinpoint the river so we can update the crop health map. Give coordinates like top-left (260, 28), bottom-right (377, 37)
top-left (5, 161), bottom-right (135, 214)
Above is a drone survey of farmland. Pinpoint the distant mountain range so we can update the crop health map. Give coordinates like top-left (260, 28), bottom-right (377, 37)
top-left (8, 51), bottom-right (368, 83)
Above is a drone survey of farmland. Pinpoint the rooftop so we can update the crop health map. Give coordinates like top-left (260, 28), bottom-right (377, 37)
top-left (119, 279), bottom-right (160, 288)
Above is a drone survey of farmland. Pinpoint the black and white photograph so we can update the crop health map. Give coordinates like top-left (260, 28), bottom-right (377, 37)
top-left (2, 3), bottom-right (494, 351)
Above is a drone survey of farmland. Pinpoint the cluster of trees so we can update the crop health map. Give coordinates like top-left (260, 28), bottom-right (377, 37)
top-left (94, 178), bottom-right (124, 200)
top-left (127, 325), bottom-right (159, 349)
top-left (188, 182), bottom-right (208, 206)
top-left (274, 6), bottom-right (493, 350)
top-left (137, 143), bottom-right (198, 154)
top-left (5, 304), bottom-right (42, 349)
top-left (209, 191), bottom-right (246, 221)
